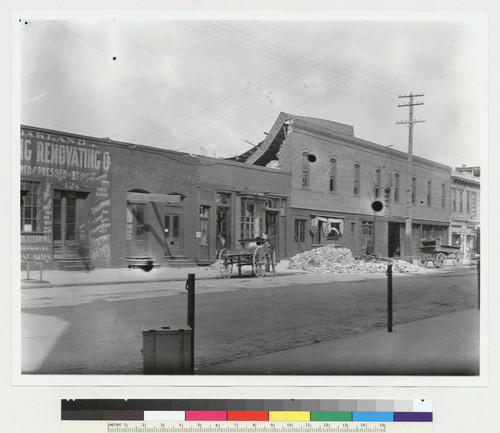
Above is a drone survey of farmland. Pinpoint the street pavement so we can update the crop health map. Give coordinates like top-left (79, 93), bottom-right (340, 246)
top-left (199, 307), bottom-right (479, 376)
top-left (19, 261), bottom-right (480, 377)
top-left (20, 258), bottom-right (465, 290)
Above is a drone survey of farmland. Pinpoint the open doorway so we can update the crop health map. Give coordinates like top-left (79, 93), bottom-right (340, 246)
top-left (388, 222), bottom-right (401, 258)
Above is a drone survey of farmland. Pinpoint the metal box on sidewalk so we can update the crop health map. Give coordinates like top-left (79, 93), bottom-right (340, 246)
top-left (142, 329), bottom-right (192, 374)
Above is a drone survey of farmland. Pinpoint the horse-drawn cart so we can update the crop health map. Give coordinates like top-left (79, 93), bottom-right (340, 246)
top-left (218, 237), bottom-right (276, 279)
top-left (418, 238), bottom-right (463, 268)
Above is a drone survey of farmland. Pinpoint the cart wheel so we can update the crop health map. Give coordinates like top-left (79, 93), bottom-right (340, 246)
top-left (433, 252), bottom-right (446, 268)
top-left (418, 255), bottom-right (428, 268)
top-left (454, 250), bottom-right (463, 266)
top-left (253, 246), bottom-right (266, 278)
top-left (218, 249), bottom-right (233, 279)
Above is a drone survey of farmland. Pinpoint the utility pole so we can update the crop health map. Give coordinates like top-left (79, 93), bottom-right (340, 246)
top-left (397, 93), bottom-right (425, 261)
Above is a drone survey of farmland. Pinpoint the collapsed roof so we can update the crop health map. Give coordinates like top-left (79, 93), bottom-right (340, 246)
top-left (228, 112), bottom-right (354, 167)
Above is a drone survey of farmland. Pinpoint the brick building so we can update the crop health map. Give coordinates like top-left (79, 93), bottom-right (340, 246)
top-left (20, 125), bottom-right (200, 270)
top-left (20, 125), bottom-right (289, 270)
top-left (449, 166), bottom-right (480, 259)
top-left (232, 112), bottom-right (454, 260)
top-left (20, 118), bottom-right (479, 270)
top-left (197, 156), bottom-right (289, 262)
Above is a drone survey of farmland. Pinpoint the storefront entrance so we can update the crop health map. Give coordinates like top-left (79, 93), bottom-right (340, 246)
top-left (265, 211), bottom-right (279, 252)
top-left (53, 190), bottom-right (89, 258)
top-left (388, 222), bottom-right (401, 257)
top-left (164, 213), bottom-right (181, 256)
top-left (216, 193), bottom-right (232, 254)
top-left (126, 202), bottom-right (147, 257)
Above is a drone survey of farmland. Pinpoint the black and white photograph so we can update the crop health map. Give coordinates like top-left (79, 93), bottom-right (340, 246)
top-left (14, 11), bottom-right (486, 384)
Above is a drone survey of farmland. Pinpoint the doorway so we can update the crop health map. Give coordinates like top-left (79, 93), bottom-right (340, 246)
top-left (388, 222), bottom-right (401, 257)
top-left (265, 210), bottom-right (279, 252)
top-left (53, 190), bottom-right (89, 258)
top-left (126, 203), bottom-right (147, 256)
top-left (164, 213), bottom-right (181, 256)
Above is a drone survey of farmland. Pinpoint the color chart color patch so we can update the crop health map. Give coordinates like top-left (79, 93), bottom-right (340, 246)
top-left (61, 400), bottom-right (433, 433)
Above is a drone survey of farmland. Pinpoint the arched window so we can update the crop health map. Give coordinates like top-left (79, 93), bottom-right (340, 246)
top-left (302, 152), bottom-right (310, 188)
top-left (394, 173), bottom-right (400, 202)
top-left (375, 168), bottom-right (382, 198)
top-left (329, 157), bottom-right (337, 192)
top-left (354, 163), bottom-right (360, 196)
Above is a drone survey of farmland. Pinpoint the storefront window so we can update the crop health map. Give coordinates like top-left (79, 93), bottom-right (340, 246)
top-left (199, 205), bottom-right (210, 246)
top-left (20, 181), bottom-right (40, 232)
top-left (294, 219), bottom-right (306, 243)
top-left (362, 221), bottom-right (373, 248)
top-left (216, 193), bottom-right (231, 252)
top-left (200, 205), bottom-right (210, 218)
top-left (240, 201), bottom-right (264, 239)
top-left (216, 192), bottom-right (230, 205)
top-left (312, 221), bottom-right (322, 245)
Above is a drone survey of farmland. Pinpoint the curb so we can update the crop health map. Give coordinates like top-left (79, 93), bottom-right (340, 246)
top-left (19, 265), bottom-right (472, 290)
top-left (20, 270), bottom-right (306, 290)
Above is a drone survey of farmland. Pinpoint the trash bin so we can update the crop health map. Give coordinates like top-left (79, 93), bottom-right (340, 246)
top-left (142, 328), bottom-right (192, 374)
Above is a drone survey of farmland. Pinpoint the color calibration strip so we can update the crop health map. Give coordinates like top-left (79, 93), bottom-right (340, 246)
top-left (61, 399), bottom-right (432, 423)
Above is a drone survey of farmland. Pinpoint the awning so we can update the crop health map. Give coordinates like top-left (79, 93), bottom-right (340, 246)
top-left (311, 215), bottom-right (344, 234)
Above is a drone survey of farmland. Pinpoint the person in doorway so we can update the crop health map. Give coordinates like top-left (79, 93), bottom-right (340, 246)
top-left (78, 240), bottom-right (92, 272)
top-left (393, 246), bottom-right (401, 257)
top-left (365, 241), bottom-right (374, 256)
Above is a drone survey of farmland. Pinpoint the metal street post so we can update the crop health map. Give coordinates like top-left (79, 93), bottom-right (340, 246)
top-left (387, 264), bottom-right (393, 332)
top-left (186, 273), bottom-right (195, 374)
top-left (477, 259), bottom-right (480, 310)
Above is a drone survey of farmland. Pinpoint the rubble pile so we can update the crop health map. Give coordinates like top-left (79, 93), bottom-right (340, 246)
top-left (288, 245), bottom-right (421, 274)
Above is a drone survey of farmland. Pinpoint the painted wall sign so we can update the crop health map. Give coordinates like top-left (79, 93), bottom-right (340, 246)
top-left (21, 128), bottom-right (113, 268)
top-left (20, 130), bottom-right (112, 184)
top-left (21, 234), bottom-right (51, 262)
top-left (127, 192), bottom-right (182, 203)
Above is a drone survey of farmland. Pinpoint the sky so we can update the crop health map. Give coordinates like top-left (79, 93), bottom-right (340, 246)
top-left (17, 12), bottom-right (486, 167)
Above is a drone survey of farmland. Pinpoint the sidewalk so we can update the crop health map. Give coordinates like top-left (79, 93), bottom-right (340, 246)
top-left (198, 307), bottom-right (480, 376)
top-left (20, 260), bottom-right (301, 289)
top-left (20, 260), bottom-right (470, 290)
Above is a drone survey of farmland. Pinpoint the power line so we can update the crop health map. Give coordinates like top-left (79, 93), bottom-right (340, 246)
top-left (396, 93), bottom-right (426, 157)
top-left (50, 21), bottom-right (262, 142)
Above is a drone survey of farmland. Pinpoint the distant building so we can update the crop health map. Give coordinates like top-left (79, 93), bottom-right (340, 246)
top-left (232, 112), bottom-right (456, 260)
top-left (450, 168), bottom-right (480, 259)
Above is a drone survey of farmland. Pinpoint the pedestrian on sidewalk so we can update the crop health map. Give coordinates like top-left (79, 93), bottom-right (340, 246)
top-left (366, 240), bottom-right (374, 256)
top-left (77, 239), bottom-right (92, 272)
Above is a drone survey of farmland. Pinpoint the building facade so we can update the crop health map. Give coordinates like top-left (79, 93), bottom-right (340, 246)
top-left (232, 112), bottom-right (455, 260)
top-left (20, 126), bottom-right (201, 270)
top-left (197, 156), bottom-right (290, 262)
top-left (449, 167), bottom-right (481, 260)
top-left (20, 117), bottom-right (480, 270)
top-left (20, 125), bottom-right (289, 270)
